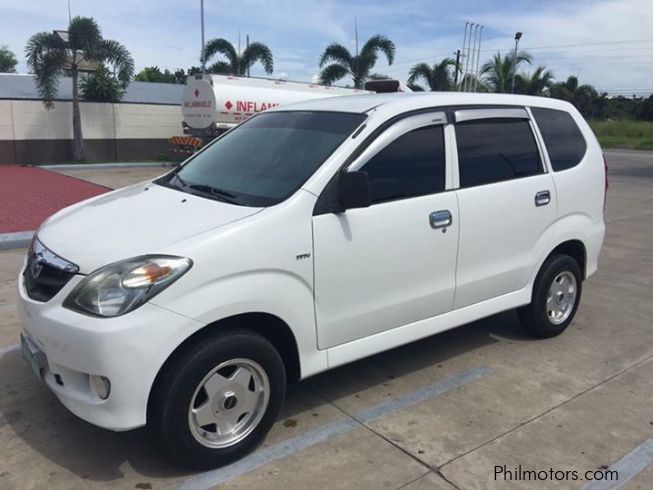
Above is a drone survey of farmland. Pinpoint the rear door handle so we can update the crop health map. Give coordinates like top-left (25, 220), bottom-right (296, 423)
top-left (535, 190), bottom-right (551, 207)
top-left (429, 210), bottom-right (452, 229)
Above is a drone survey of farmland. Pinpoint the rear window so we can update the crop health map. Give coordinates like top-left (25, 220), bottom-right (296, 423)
top-left (455, 119), bottom-right (542, 188)
top-left (531, 107), bottom-right (587, 171)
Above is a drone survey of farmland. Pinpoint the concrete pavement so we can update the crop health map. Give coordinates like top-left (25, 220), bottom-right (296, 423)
top-left (0, 149), bottom-right (651, 489)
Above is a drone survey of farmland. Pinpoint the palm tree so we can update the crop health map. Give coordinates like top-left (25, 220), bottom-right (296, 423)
top-left (318, 35), bottom-right (395, 88)
top-left (550, 76), bottom-right (597, 103)
top-left (204, 38), bottom-right (273, 76)
top-left (515, 66), bottom-right (554, 96)
top-left (459, 72), bottom-right (489, 92)
top-left (550, 76), bottom-right (599, 117)
top-left (480, 51), bottom-right (532, 93)
top-left (407, 58), bottom-right (458, 91)
top-left (25, 16), bottom-right (134, 161)
top-left (406, 82), bottom-right (424, 92)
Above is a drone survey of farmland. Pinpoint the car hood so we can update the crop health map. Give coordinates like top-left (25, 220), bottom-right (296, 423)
top-left (38, 182), bottom-right (262, 273)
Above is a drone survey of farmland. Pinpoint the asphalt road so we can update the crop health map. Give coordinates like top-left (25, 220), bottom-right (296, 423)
top-left (0, 149), bottom-right (652, 489)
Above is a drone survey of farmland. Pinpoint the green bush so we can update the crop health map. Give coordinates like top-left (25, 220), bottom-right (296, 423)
top-left (590, 120), bottom-right (653, 150)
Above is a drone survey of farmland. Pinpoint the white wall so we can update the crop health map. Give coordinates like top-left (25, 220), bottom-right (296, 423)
top-left (3, 100), bottom-right (181, 141)
top-left (0, 101), bottom-right (14, 141)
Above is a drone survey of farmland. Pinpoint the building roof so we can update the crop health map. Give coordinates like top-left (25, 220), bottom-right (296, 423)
top-left (0, 73), bottom-right (183, 105)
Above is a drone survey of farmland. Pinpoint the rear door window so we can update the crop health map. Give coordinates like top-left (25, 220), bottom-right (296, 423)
top-left (531, 107), bottom-right (587, 171)
top-left (455, 119), bottom-right (542, 188)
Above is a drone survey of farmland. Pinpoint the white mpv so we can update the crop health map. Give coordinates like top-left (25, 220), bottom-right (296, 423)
top-left (17, 93), bottom-right (606, 468)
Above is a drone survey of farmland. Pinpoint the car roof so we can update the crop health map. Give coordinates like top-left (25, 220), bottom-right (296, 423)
top-left (274, 91), bottom-right (576, 117)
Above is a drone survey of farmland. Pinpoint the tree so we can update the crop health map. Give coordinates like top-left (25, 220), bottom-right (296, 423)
top-left (136, 66), bottom-right (172, 83)
top-left (406, 82), bottom-right (424, 92)
top-left (25, 16), bottom-right (134, 161)
top-left (480, 51), bottom-right (532, 93)
top-left (204, 38), bottom-right (273, 76)
top-left (0, 45), bottom-right (17, 73)
top-left (80, 65), bottom-right (124, 102)
top-left (550, 76), bottom-right (599, 117)
top-left (407, 58), bottom-right (458, 91)
top-left (458, 72), bottom-right (489, 92)
top-left (318, 34), bottom-right (395, 88)
top-left (135, 66), bottom-right (199, 84)
top-left (515, 66), bottom-right (554, 96)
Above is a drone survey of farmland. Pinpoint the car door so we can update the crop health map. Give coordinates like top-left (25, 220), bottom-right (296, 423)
top-left (312, 112), bottom-right (460, 349)
top-left (452, 108), bottom-right (557, 309)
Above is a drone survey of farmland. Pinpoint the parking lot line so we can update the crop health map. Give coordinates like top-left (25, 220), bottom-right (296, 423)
top-left (179, 365), bottom-right (493, 490)
top-left (582, 438), bottom-right (653, 490)
top-left (0, 343), bottom-right (19, 358)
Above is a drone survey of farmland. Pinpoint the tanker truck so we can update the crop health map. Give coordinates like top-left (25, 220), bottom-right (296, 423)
top-left (172, 75), bottom-right (411, 154)
top-left (171, 74), bottom-right (372, 155)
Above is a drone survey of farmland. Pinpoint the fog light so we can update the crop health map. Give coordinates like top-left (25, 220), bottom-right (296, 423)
top-left (90, 375), bottom-right (111, 400)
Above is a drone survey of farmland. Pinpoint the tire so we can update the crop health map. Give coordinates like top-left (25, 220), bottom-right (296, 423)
top-left (148, 330), bottom-right (286, 470)
top-left (518, 254), bottom-right (583, 338)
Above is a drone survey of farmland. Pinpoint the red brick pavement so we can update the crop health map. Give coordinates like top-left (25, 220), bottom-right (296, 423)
top-left (0, 166), bottom-right (109, 234)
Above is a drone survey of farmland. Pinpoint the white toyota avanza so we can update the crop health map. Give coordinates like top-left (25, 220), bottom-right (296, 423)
top-left (17, 92), bottom-right (606, 468)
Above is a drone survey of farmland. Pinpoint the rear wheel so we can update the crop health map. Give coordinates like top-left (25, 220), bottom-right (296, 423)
top-left (518, 254), bottom-right (582, 338)
top-left (149, 330), bottom-right (286, 469)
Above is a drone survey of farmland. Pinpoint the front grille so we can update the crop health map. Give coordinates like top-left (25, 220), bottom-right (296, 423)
top-left (23, 240), bottom-right (78, 302)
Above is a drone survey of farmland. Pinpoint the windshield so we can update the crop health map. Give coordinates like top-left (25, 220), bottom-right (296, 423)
top-left (158, 111), bottom-right (366, 207)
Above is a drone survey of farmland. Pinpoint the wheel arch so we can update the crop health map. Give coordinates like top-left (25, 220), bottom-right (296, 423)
top-left (546, 239), bottom-right (587, 279)
top-left (147, 312), bottom-right (302, 422)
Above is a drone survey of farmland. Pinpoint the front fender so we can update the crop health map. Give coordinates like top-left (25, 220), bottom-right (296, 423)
top-left (150, 269), bottom-right (327, 378)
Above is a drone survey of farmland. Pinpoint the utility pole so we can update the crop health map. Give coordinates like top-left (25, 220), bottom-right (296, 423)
top-left (473, 25), bottom-right (484, 92)
top-left (67, 0), bottom-right (72, 23)
top-left (200, 0), bottom-right (206, 74)
top-left (354, 16), bottom-right (359, 88)
top-left (454, 49), bottom-right (461, 87)
top-left (466, 24), bottom-right (478, 92)
top-left (459, 22), bottom-right (468, 91)
top-left (463, 23), bottom-right (475, 92)
top-left (511, 31), bottom-right (522, 93)
top-left (246, 35), bottom-right (250, 77)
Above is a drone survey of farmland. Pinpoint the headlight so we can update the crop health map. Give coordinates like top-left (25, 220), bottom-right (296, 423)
top-left (63, 255), bottom-right (192, 317)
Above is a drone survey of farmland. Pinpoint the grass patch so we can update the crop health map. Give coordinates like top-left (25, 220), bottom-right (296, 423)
top-left (590, 120), bottom-right (653, 150)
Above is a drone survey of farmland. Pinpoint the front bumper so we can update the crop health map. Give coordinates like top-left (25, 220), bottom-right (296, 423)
top-left (17, 270), bottom-right (204, 431)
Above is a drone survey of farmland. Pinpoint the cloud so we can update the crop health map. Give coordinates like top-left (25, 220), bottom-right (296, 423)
top-left (1, 0), bottom-right (651, 94)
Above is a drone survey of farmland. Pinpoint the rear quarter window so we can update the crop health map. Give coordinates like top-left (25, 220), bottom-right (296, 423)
top-left (531, 107), bottom-right (587, 171)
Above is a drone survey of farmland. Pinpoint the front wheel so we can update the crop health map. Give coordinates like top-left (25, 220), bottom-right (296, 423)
top-left (149, 330), bottom-right (286, 470)
top-left (518, 254), bottom-right (583, 338)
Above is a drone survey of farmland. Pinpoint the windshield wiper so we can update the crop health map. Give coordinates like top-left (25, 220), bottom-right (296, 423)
top-left (171, 172), bottom-right (188, 188)
top-left (159, 172), bottom-right (239, 204)
top-left (187, 183), bottom-right (238, 203)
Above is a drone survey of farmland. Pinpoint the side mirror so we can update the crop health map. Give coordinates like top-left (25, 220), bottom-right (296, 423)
top-left (339, 170), bottom-right (371, 210)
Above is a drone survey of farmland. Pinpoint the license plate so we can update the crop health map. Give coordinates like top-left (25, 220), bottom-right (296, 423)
top-left (20, 334), bottom-right (44, 380)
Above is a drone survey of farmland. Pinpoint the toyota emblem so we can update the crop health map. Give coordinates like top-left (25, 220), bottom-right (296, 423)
top-left (31, 258), bottom-right (44, 279)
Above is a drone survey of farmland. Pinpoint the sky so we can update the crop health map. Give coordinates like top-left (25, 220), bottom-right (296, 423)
top-left (1, 0), bottom-right (652, 96)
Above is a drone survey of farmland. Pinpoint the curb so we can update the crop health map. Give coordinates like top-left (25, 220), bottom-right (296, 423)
top-left (38, 162), bottom-right (176, 171)
top-left (0, 231), bottom-right (33, 251)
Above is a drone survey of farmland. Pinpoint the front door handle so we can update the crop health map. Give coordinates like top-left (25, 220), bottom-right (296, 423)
top-left (430, 210), bottom-right (452, 229)
top-left (535, 190), bottom-right (551, 207)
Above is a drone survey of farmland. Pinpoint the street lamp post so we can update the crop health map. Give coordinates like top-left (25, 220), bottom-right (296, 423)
top-left (201, 0), bottom-right (206, 75)
top-left (511, 31), bottom-right (522, 93)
